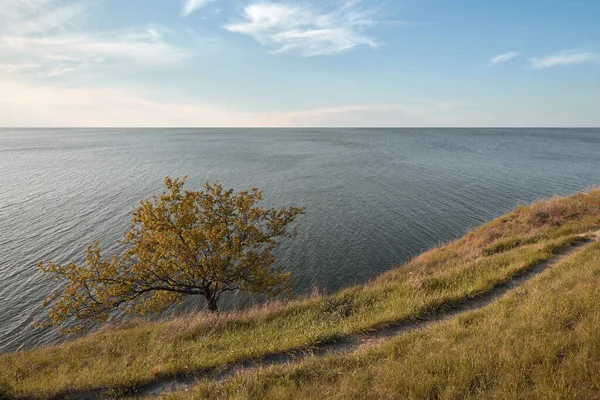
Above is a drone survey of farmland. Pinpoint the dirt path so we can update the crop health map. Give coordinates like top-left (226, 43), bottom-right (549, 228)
top-left (56, 231), bottom-right (599, 400)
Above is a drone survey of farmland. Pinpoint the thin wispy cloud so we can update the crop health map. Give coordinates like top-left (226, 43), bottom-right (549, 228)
top-left (181, 0), bottom-right (215, 17)
top-left (529, 50), bottom-right (599, 69)
top-left (2, 31), bottom-right (189, 69)
top-left (224, 1), bottom-right (378, 56)
top-left (0, 0), bottom-right (87, 37)
top-left (488, 51), bottom-right (520, 66)
top-left (0, 0), bottom-right (190, 77)
top-left (285, 100), bottom-right (491, 127)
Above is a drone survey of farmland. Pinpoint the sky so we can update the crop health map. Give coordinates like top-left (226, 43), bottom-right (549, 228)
top-left (0, 0), bottom-right (599, 127)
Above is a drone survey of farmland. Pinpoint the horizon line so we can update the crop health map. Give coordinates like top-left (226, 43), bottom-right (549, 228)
top-left (1, 126), bottom-right (599, 130)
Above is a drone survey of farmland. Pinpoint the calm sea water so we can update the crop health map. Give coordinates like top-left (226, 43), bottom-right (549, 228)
top-left (1, 128), bottom-right (599, 353)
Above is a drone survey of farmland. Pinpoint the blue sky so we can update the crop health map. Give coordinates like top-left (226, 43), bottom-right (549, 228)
top-left (0, 0), bottom-right (599, 127)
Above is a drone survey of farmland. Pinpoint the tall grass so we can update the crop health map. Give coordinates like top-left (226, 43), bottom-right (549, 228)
top-left (1, 189), bottom-right (600, 398)
top-left (177, 241), bottom-right (600, 399)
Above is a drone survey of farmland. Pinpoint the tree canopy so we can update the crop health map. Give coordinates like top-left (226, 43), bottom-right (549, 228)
top-left (37, 177), bottom-right (304, 333)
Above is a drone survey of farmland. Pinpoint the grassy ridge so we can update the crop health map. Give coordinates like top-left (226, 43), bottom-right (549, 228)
top-left (177, 239), bottom-right (600, 399)
top-left (2, 189), bottom-right (600, 398)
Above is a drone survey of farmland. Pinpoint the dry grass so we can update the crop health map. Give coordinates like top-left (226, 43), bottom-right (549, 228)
top-left (2, 189), bottom-right (600, 399)
top-left (176, 241), bottom-right (600, 400)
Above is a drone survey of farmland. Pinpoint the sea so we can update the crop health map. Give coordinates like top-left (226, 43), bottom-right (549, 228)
top-left (1, 128), bottom-right (599, 353)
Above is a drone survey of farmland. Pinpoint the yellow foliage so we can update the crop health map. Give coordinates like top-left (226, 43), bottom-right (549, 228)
top-left (37, 177), bottom-right (304, 333)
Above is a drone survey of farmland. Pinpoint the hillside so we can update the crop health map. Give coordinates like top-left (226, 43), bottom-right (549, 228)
top-left (2, 189), bottom-right (600, 399)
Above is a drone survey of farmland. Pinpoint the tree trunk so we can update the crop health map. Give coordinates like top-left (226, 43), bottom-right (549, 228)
top-left (206, 295), bottom-right (218, 313)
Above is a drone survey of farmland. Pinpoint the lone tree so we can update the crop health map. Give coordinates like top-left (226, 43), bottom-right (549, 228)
top-left (38, 177), bottom-right (304, 333)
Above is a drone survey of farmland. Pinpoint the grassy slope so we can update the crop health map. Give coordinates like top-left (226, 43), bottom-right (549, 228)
top-left (177, 237), bottom-right (600, 400)
top-left (2, 189), bottom-right (600, 398)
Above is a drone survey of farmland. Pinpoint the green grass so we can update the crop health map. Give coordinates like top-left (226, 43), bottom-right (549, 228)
top-left (174, 239), bottom-right (600, 400)
top-left (2, 189), bottom-right (600, 398)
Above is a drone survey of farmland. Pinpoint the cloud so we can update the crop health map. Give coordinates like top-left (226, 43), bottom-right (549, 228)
top-left (0, 70), bottom-right (489, 127)
top-left (2, 31), bottom-right (189, 68)
top-left (224, 2), bottom-right (377, 56)
top-left (285, 101), bottom-right (492, 127)
top-left (488, 51), bottom-right (520, 66)
top-left (0, 72), bottom-right (278, 127)
top-left (0, 0), bottom-right (87, 37)
top-left (46, 66), bottom-right (77, 77)
top-left (181, 0), bottom-right (215, 17)
top-left (0, 63), bottom-right (37, 74)
top-left (0, 0), bottom-right (190, 77)
top-left (529, 50), bottom-right (599, 69)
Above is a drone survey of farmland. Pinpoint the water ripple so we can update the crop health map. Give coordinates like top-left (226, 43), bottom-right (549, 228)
top-left (1, 128), bottom-right (599, 353)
